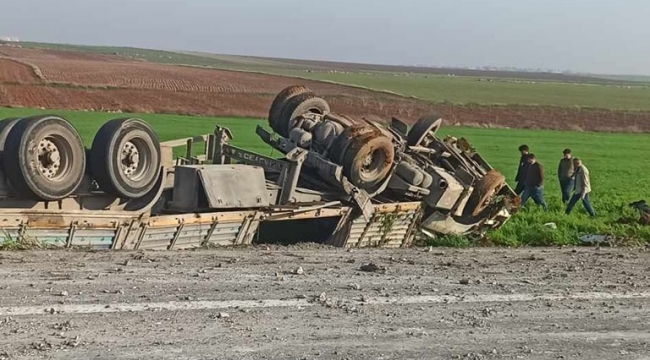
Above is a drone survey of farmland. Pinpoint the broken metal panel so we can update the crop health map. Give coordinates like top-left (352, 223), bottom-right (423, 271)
top-left (18, 229), bottom-right (68, 247)
top-left (330, 202), bottom-right (422, 248)
top-left (137, 226), bottom-right (177, 250)
top-left (420, 212), bottom-right (476, 236)
top-left (134, 210), bottom-right (256, 250)
top-left (323, 211), bottom-right (354, 247)
top-left (237, 219), bottom-right (260, 245)
top-left (170, 165), bottom-right (269, 211)
top-left (3, 224), bottom-right (118, 249)
top-left (198, 165), bottom-right (269, 208)
top-left (205, 222), bottom-right (245, 246)
top-left (70, 229), bottom-right (118, 249)
top-left (0, 228), bottom-right (20, 243)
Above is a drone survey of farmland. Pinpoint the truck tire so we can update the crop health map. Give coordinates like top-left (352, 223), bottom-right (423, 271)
top-left (407, 114), bottom-right (443, 147)
top-left (0, 117), bottom-right (21, 165)
top-left (342, 131), bottom-right (394, 190)
top-left (464, 169), bottom-right (505, 218)
top-left (0, 117), bottom-right (20, 150)
top-left (3, 115), bottom-right (86, 201)
top-left (268, 85), bottom-right (311, 133)
top-left (277, 93), bottom-right (330, 137)
top-left (91, 118), bottom-right (161, 199)
top-left (327, 124), bottom-right (377, 165)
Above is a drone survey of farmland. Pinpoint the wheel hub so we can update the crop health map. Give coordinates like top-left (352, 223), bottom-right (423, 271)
top-left (121, 141), bottom-right (140, 177)
top-left (37, 138), bottom-right (61, 179)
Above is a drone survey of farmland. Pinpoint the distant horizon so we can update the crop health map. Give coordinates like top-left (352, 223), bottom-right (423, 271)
top-left (7, 38), bottom-right (649, 80)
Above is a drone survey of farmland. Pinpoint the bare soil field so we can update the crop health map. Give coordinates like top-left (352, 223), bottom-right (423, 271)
top-left (0, 246), bottom-right (648, 359)
top-left (1, 47), bottom-right (650, 132)
top-left (0, 59), bottom-right (40, 83)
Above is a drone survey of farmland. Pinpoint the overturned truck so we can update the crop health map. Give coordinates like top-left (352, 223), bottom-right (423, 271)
top-left (0, 86), bottom-right (518, 250)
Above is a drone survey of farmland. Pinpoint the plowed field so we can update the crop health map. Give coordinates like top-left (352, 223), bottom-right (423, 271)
top-left (0, 58), bottom-right (40, 83)
top-left (1, 46), bottom-right (650, 132)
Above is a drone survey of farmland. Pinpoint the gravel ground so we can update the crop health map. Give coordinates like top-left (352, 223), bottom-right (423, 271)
top-left (0, 245), bottom-right (649, 360)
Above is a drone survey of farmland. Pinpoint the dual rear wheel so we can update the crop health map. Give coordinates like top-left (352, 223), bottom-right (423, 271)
top-left (0, 115), bottom-right (161, 201)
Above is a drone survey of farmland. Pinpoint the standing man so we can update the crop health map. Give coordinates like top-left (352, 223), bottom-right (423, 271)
top-left (514, 144), bottom-right (530, 195)
top-left (565, 158), bottom-right (595, 217)
top-left (557, 148), bottom-right (575, 203)
top-left (521, 154), bottom-right (548, 211)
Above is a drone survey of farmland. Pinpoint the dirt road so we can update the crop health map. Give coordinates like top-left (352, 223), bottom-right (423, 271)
top-left (0, 245), bottom-right (649, 360)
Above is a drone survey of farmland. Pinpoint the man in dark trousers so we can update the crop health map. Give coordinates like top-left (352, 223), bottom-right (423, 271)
top-left (520, 153), bottom-right (548, 211)
top-left (565, 158), bottom-right (596, 217)
top-left (557, 148), bottom-right (575, 203)
top-left (514, 144), bottom-right (531, 195)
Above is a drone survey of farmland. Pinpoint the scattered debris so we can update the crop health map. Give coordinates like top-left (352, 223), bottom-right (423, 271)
top-left (217, 312), bottom-right (229, 319)
top-left (348, 283), bottom-right (362, 290)
top-left (360, 263), bottom-right (387, 273)
top-left (543, 222), bottom-right (557, 229)
top-left (629, 200), bottom-right (650, 225)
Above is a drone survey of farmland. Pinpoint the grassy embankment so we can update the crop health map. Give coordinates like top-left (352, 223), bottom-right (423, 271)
top-left (2, 107), bottom-right (649, 246)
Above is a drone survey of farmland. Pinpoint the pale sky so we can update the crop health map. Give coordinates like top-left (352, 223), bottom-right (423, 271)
top-left (0, 0), bottom-right (648, 75)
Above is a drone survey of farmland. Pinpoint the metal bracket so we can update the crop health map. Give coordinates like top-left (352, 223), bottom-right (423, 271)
top-left (350, 188), bottom-right (374, 221)
top-left (65, 222), bottom-right (77, 248)
top-left (168, 222), bottom-right (185, 250)
top-left (213, 125), bottom-right (234, 164)
top-left (279, 148), bottom-right (307, 204)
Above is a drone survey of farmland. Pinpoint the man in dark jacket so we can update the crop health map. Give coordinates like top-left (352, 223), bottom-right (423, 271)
top-left (557, 148), bottom-right (575, 203)
top-left (520, 153), bottom-right (548, 211)
top-left (514, 144), bottom-right (530, 195)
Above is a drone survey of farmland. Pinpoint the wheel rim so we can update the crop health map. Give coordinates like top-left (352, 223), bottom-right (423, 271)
top-left (358, 148), bottom-right (387, 183)
top-left (120, 137), bottom-right (150, 182)
top-left (36, 135), bottom-right (72, 182)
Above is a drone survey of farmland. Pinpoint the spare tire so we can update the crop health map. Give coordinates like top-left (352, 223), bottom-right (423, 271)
top-left (276, 93), bottom-right (330, 137)
top-left (3, 115), bottom-right (86, 201)
top-left (91, 118), bottom-right (161, 199)
top-left (407, 114), bottom-right (443, 147)
top-left (268, 85), bottom-right (312, 133)
top-left (342, 131), bottom-right (394, 190)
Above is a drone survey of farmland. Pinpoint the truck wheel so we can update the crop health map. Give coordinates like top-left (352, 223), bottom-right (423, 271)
top-left (0, 117), bottom-right (21, 165)
top-left (0, 117), bottom-right (21, 150)
top-left (327, 124), bottom-right (376, 165)
top-left (464, 169), bottom-right (505, 218)
top-left (91, 118), bottom-right (161, 199)
top-left (3, 115), bottom-right (86, 201)
top-left (268, 85), bottom-right (311, 132)
top-left (407, 114), bottom-right (443, 147)
top-left (342, 131), bottom-right (394, 190)
top-left (277, 93), bottom-right (330, 137)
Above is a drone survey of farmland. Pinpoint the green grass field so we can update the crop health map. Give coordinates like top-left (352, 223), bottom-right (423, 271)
top-left (2, 107), bottom-right (649, 246)
top-left (272, 71), bottom-right (650, 111)
top-left (18, 42), bottom-right (650, 111)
